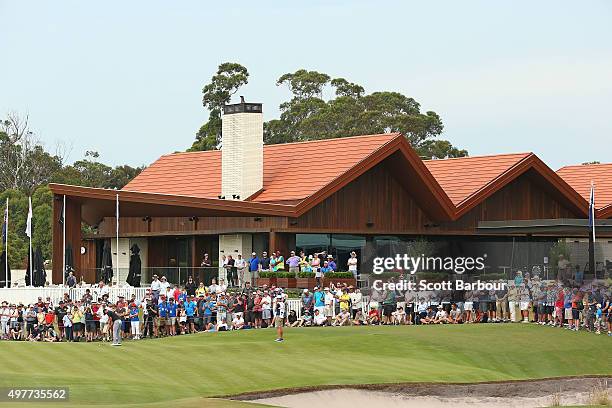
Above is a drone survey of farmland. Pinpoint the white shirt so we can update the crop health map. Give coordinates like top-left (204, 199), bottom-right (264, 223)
top-left (0, 307), bottom-right (10, 322)
top-left (235, 259), bottom-right (247, 269)
top-left (151, 280), bottom-right (161, 291)
top-left (262, 296), bottom-right (272, 310)
top-left (350, 292), bottom-right (363, 309)
top-left (314, 314), bottom-right (326, 325)
top-left (324, 293), bottom-right (335, 306)
top-left (274, 301), bottom-right (286, 318)
top-left (348, 257), bottom-right (358, 271)
top-left (435, 310), bottom-right (447, 319)
top-left (159, 281), bottom-right (170, 294)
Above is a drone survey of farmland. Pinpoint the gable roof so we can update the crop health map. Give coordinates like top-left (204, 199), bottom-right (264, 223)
top-left (557, 163), bottom-right (612, 218)
top-left (424, 153), bottom-right (532, 206)
top-left (124, 133), bottom-right (398, 204)
top-left (424, 153), bottom-right (589, 218)
top-left (123, 132), bottom-right (456, 220)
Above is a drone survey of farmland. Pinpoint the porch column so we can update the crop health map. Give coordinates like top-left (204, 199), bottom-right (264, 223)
top-left (52, 195), bottom-right (82, 284)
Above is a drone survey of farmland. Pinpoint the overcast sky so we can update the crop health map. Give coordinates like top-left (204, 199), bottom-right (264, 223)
top-left (1, 1), bottom-right (611, 170)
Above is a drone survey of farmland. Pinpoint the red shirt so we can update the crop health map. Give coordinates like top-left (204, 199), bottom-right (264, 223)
top-left (44, 312), bottom-right (54, 325)
top-left (92, 305), bottom-right (100, 321)
top-left (555, 291), bottom-right (564, 308)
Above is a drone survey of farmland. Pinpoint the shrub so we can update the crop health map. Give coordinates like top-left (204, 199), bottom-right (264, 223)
top-left (297, 272), bottom-right (315, 278)
top-left (324, 272), bottom-right (354, 279)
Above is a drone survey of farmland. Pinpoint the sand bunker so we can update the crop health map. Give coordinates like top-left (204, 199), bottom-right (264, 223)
top-left (240, 377), bottom-right (610, 408)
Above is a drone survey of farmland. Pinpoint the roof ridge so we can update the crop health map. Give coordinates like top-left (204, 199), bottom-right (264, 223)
top-left (424, 152), bottom-right (532, 162)
top-left (557, 162), bottom-right (612, 171)
top-left (160, 133), bottom-right (399, 158)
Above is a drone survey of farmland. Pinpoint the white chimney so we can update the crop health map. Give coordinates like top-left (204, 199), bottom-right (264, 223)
top-left (221, 96), bottom-right (263, 200)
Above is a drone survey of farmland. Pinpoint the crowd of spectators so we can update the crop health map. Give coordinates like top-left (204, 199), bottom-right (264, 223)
top-left (1, 253), bottom-right (611, 344)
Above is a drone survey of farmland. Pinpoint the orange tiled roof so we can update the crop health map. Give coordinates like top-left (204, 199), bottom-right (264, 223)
top-left (557, 163), bottom-right (612, 211)
top-left (123, 133), bottom-right (399, 203)
top-left (424, 153), bottom-right (532, 206)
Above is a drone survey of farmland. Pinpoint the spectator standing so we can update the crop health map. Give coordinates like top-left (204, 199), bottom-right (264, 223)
top-left (327, 255), bottom-right (337, 271)
top-left (235, 254), bottom-right (247, 287)
top-left (286, 251), bottom-right (300, 276)
top-left (249, 252), bottom-right (260, 286)
top-left (347, 252), bottom-right (358, 280)
top-left (185, 276), bottom-right (197, 297)
top-left (350, 288), bottom-right (363, 319)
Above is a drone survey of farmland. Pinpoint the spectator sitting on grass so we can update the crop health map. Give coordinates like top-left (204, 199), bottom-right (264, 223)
top-left (287, 310), bottom-right (299, 327)
top-left (333, 309), bottom-right (350, 326)
top-left (352, 309), bottom-right (366, 326)
top-left (392, 306), bottom-right (407, 325)
top-left (433, 305), bottom-right (450, 324)
top-left (449, 304), bottom-right (463, 324)
top-left (421, 306), bottom-right (436, 325)
top-left (232, 313), bottom-right (244, 330)
top-left (313, 309), bottom-right (327, 326)
top-left (368, 305), bottom-right (380, 325)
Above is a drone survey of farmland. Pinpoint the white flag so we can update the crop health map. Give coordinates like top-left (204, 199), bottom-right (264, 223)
top-left (25, 197), bottom-right (32, 238)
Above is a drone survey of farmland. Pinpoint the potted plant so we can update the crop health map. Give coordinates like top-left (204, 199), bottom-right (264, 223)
top-left (296, 272), bottom-right (316, 289)
top-left (276, 272), bottom-right (297, 288)
top-left (323, 271), bottom-right (357, 287)
top-left (256, 271), bottom-right (277, 287)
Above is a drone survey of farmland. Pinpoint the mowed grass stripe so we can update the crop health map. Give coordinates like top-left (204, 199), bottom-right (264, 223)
top-left (0, 325), bottom-right (609, 406)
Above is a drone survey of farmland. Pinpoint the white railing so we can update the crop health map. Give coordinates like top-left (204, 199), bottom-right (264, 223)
top-left (0, 287), bottom-right (150, 305)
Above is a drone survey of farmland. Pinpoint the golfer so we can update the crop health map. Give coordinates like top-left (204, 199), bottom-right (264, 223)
top-left (273, 295), bottom-right (285, 342)
top-left (107, 305), bottom-right (123, 347)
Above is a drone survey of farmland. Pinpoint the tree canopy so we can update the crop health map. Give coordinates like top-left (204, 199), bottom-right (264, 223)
top-left (0, 114), bottom-right (144, 269)
top-left (190, 63), bottom-right (467, 159)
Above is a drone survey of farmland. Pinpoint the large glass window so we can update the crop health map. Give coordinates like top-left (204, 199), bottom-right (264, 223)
top-left (296, 234), bottom-right (330, 255)
top-left (331, 234), bottom-right (366, 272)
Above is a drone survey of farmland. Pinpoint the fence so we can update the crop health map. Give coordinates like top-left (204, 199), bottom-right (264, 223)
top-left (79, 267), bottom-right (224, 287)
top-left (0, 287), bottom-right (368, 320)
top-left (0, 287), bottom-right (150, 305)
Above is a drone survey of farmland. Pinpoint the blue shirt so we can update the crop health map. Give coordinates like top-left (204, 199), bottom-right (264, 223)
top-left (314, 292), bottom-right (325, 307)
top-left (158, 302), bottom-right (168, 318)
top-left (249, 257), bottom-right (260, 272)
top-left (185, 301), bottom-right (196, 317)
top-left (178, 293), bottom-right (187, 303)
top-left (129, 306), bottom-right (139, 322)
top-left (168, 303), bottom-right (178, 317)
top-left (203, 302), bottom-right (212, 316)
top-left (328, 261), bottom-right (337, 271)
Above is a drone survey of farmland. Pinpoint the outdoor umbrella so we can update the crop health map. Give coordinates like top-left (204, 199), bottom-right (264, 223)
top-left (65, 243), bottom-right (75, 281)
top-left (101, 240), bottom-right (113, 284)
top-left (126, 243), bottom-right (142, 287)
top-left (33, 248), bottom-right (46, 287)
top-left (25, 250), bottom-right (33, 286)
top-left (0, 250), bottom-right (11, 288)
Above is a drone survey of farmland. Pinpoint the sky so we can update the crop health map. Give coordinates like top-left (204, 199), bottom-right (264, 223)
top-left (1, 1), bottom-right (611, 170)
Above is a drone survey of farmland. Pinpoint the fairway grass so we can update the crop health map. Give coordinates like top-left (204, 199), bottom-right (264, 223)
top-left (0, 325), bottom-right (609, 407)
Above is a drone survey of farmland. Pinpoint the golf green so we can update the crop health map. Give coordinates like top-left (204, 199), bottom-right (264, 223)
top-left (0, 325), bottom-right (609, 407)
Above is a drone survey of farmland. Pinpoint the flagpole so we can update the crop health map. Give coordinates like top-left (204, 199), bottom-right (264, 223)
top-left (62, 194), bottom-right (66, 286)
top-left (116, 193), bottom-right (119, 286)
top-left (5, 197), bottom-right (8, 288)
top-left (589, 182), bottom-right (596, 278)
top-left (28, 197), bottom-right (32, 287)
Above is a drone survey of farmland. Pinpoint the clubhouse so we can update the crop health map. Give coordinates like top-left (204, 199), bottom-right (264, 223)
top-left (49, 99), bottom-right (612, 285)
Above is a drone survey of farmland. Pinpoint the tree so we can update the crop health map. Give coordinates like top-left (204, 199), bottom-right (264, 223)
top-left (262, 70), bottom-right (467, 158)
top-left (189, 65), bottom-right (468, 157)
top-left (277, 69), bottom-right (331, 99)
top-left (0, 113), bottom-right (63, 194)
top-left (54, 151), bottom-right (143, 189)
top-left (189, 63), bottom-right (249, 151)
